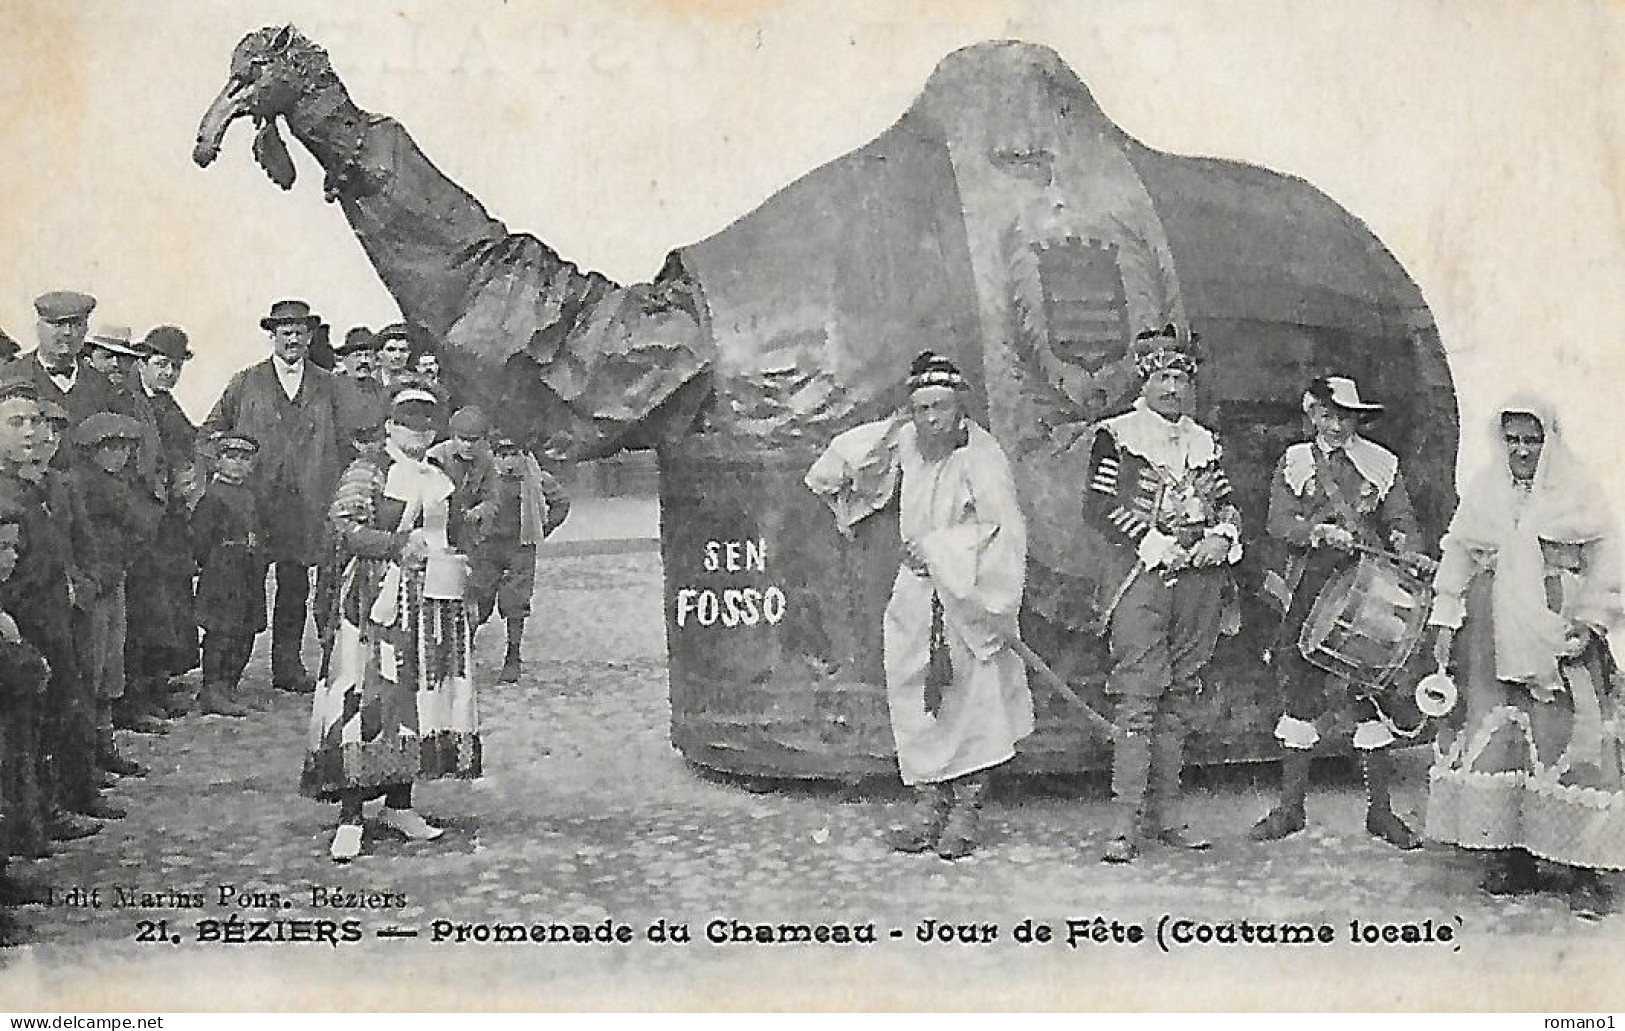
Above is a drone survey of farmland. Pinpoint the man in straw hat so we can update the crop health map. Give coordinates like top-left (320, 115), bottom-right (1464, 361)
top-left (79, 325), bottom-right (144, 386)
top-left (807, 350), bottom-right (1033, 860)
top-left (1082, 325), bottom-right (1241, 864)
top-left (1249, 374), bottom-right (1431, 849)
top-left (202, 300), bottom-right (346, 695)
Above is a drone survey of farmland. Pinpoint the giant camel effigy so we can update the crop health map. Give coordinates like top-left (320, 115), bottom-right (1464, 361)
top-left (194, 26), bottom-right (1458, 779)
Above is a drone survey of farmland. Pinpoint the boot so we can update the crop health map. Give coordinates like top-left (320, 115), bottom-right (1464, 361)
top-left (1249, 752), bottom-right (1312, 841)
top-left (129, 678), bottom-right (175, 727)
top-left (74, 793), bottom-right (126, 821)
top-left (1361, 751), bottom-right (1420, 850)
top-left (162, 676), bottom-right (198, 717)
top-left (272, 604), bottom-right (316, 693)
top-left (272, 643), bottom-right (315, 694)
top-left (1480, 848), bottom-right (1540, 896)
top-left (45, 809), bottom-right (99, 842)
top-left (1148, 713), bottom-right (1210, 850)
top-left (888, 783), bottom-right (951, 853)
top-left (1102, 730), bottom-right (1152, 864)
top-left (498, 618), bottom-right (524, 684)
top-left (274, 669), bottom-right (315, 694)
top-left (935, 773), bottom-right (991, 860)
top-left (115, 708), bottom-right (168, 736)
top-left (198, 683), bottom-right (249, 718)
top-left (97, 732), bottom-right (147, 778)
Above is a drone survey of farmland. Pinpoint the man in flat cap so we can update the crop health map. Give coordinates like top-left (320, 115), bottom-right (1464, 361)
top-left (0, 292), bottom-right (139, 437)
top-left (1083, 325), bottom-right (1241, 864)
top-left (124, 326), bottom-right (202, 721)
top-left (202, 300), bottom-right (345, 694)
top-left (807, 350), bottom-right (1034, 860)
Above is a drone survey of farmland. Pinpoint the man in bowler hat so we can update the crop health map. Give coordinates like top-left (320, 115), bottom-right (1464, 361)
top-left (124, 326), bottom-right (203, 720)
top-left (202, 300), bottom-right (345, 694)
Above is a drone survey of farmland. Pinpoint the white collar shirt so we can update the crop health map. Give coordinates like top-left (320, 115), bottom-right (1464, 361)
top-left (40, 357), bottom-right (76, 394)
top-left (271, 356), bottom-right (305, 401)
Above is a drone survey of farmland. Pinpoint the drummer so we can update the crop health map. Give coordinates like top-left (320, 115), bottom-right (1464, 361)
top-left (1249, 375), bottom-right (1433, 849)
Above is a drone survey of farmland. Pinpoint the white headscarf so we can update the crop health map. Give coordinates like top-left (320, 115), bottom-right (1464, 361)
top-left (1442, 392), bottom-right (1618, 686)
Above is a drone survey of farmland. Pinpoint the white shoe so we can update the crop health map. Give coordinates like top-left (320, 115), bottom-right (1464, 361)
top-left (330, 823), bottom-right (363, 863)
top-left (378, 806), bottom-right (444, 841)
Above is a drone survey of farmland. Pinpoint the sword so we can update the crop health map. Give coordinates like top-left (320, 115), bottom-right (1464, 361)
top-left (1006, 635), bottom-right (1121, 741)
top-left (903, 538), bottom-right (1120, 740)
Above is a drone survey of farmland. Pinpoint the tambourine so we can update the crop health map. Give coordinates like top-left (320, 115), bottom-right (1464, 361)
top-left (1414, 668), bottom-right (1459, 718)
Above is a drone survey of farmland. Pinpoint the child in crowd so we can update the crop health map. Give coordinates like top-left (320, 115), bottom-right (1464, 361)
top-left (71, 413), bottom-right (151, 804)
top-left (190, 434), bottom-right (267, 718)
top-left (464, 431), bottom-right (569, 683)
top-left (0, 505), bottom-right (54, 944)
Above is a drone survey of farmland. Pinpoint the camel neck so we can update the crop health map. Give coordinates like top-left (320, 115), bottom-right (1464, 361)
top-left (283, 83), bottom-right (368, 174)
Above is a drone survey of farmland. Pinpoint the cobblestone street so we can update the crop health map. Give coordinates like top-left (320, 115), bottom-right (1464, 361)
top-left (2, 539), bottom-right (1620, 1008)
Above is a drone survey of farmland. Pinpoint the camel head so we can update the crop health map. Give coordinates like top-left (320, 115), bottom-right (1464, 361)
top-left (193, 25), bottom-right (342, 189)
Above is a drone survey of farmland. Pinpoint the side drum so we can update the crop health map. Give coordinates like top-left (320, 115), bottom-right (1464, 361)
top-left (1299, 552), bottom-right (1432, 694)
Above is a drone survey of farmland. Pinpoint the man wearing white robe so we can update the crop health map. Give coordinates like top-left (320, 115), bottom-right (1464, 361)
top-left (807, 351), bottom-right (1033, 860)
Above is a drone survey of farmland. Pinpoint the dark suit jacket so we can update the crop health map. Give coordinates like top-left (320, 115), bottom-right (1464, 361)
top-left (0, 354), bottom-right (137, 425)
top-left (0, 356), bottom-right (148, 486)
top-left (202, 359), bottom-right (343, 564)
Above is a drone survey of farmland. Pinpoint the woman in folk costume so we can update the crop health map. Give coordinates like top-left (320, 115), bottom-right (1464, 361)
top-left (301, 388), bottom-right (481, 863)
top-left (806, 351), bottom-right (1033, 861)
top-left (1249, 375), bottom-right (1433, 850)
top-left (1425, 394), bottom-right (1623, 920)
